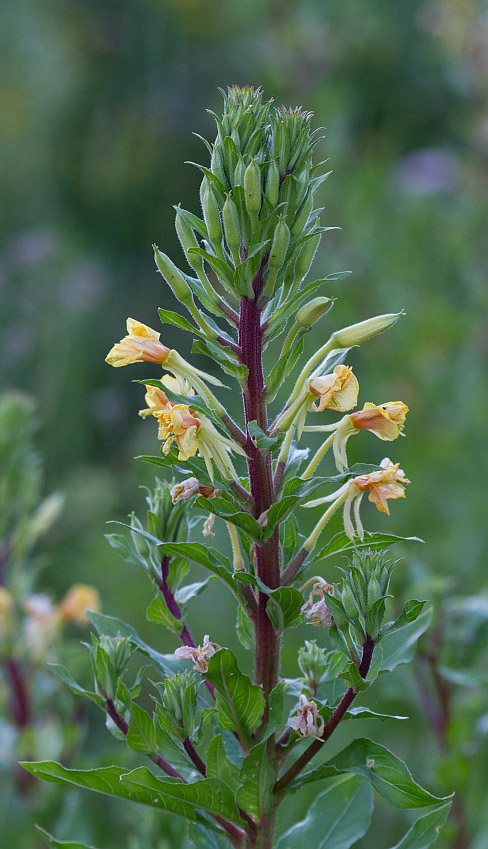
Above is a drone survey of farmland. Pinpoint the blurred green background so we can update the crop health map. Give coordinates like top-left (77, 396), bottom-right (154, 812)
top-left (1, 0), bottom-right (488, 846)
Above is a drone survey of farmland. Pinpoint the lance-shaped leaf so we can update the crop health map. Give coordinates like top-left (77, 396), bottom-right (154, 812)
top-left (310, 530), bottom-right (423, 565)
top-left (236, 741), bottom-right (274, 821)
top-left (155, 541), bottom-right (246, 606)
top-left (158, 308), bottom-right (209, 340)
top-left (247, 421), bottom-right (280, 454)
top-left (147, 594), bottom-right (182, 634)
top-left (233, 573), bottom-right (303, 631)
top-left (289, 738), bottom-right (453, 808)
top-left (127, 703), bottom-right (157, 756)
top-left (36, 827), bottom-right (100, 849)
top-left (386, 803), bottom-right (452, 849)
top-left (48, 664), bottom-right (104, 708)
top-left (206, 735), bottom-right (240, 789)
top-left (276, 775), bottom-right (374, 849)
top-left (21, 762), bottom-right (243, 829)
top-left (194, 496), bottom-right (263, 542)
top-left (381, 605), bottom-right (433, 671)
top-left (204, 649), bottom-right (265, 746)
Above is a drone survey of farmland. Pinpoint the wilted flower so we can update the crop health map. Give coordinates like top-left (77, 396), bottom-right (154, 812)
top-left (105, 318), bottom-right (170, 367)
top-left (309, 365), bottom-right (359, 413)
top-left (301, 582), bottom-right (334, 627)
top-left (332, 401), bottom-right (408, 471)
top-left (139, 375), bottom-right (194, 420)
top-left (174, 635), bottom-right (220, 673)
top-left (59, 584), bottom-right (101, 625)
top-left (202, 514), bottom-right (216, 537)
top-left (352, 458), bottom-right (410, 514)
top-left (287, 694), bottom-right (325, 738)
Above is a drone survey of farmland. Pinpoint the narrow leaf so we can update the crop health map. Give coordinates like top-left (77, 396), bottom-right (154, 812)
top-left (387, 803), bottom-right (452, 849)
top-left (36, 827), bottom-right (99, 849)
top-left (381, 606), bottom-right (433, 671)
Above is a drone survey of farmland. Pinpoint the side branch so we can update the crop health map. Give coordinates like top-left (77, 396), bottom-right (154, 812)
top-left (274, 636), bottom-right (375, 795)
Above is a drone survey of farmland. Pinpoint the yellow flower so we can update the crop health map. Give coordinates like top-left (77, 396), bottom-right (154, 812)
top-left (309, 365), bottom-right (359, 412)
top-left (351, 457), bottom-right (410, 515)
top-left (157, 404), bottom-right (200, 461)
top-left (331, 401), bottom-right (408, 471)
top-left (105, 318), bottom-right (170, 367)
top-left (59, 584), bottom-right (101, 625)
top-left (349, 402), bottom-right (408, 440)
top-left (139, 375), bottom-right (194, 419)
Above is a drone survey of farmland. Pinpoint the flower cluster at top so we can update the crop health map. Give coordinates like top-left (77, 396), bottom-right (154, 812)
top-left (105, 86), bottom-right (411, 558)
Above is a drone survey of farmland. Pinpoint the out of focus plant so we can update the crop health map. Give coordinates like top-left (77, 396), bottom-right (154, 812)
top-left (24, 87), bottom-right (455, 849)
top-left (0, 392), bottom-right (100, 798)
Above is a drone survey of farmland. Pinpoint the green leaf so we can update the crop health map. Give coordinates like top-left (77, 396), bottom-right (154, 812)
top-left (105, 532), bottom-right (148, 569)
top-left (127, 703), bottom-right (157, 755)
top-left (158, 308), bottom-right (207, 340)
top-left (192, 339), bottom-right (248, 382)
top-left (146, 594), bottom-right (182, 634)
top-left (175, 579), bottom-right (212, 606)
top-left (266, 338), bottom-right (304, 400)
top-left (247, 421), bottom-right (279, 454)
top-left (382, 600), bottom-right (428, 636)
top-left (276, 775), bottom-right (374, 849)
top-left (194, 496), bottom-right (263, 542)
top-left (236, 605), bottom-right (254, 651)
top-left (381, 605), bottom-right (433, 671)
top-left (311, 530), bottom-right (423, 565)
top-left (206, 735), bottom-right (239, 789)
top-left (292, 738), bottom-right (452, 809)
top-left (236, 742), bottom-right (274, 820)
top-left (261, 681), bottom-right (288, 739)
top-left (339, 661), bottom-right (371, 693)
top-left (264, 586), bottom-right (304, 631)
top-left (120, 766), bottom-right (244, 825)
top-left (48, 664), bottom-right (104, 707)
top-left (387, 803), bottom-right (452, 849)
top-left (204, 649), bottom-right (265, 746)
top-left (22, 761), bottom-right (243, 828)
top-left (154, 541), bottom-right (245, 605)
top-left (86, 611), bottom-right (183, 678)
top-left (35, 826), bottom-right (99, 849)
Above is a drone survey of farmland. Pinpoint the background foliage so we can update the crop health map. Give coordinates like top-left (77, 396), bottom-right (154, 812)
top-left (1, 1), bottom-right (487, 847)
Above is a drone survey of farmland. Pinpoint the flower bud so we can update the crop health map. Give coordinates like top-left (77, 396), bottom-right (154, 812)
top-left (268, 218), bottom-right (290, 270)
top-left (211, 145), bottom-right (227, 187)
top-left (265, 160), bottom-right (280, 207)
top-left (175, 207), bottom-right (201, 272)
top-left (341, 584), bottom-right (359, 620)
top-left (298, 639), bottom-right (329, 686)
top-left (154, 246), bottom-right (193, 303)
top-left (291, 189), bottom-right (313, 236)
top-left (244, 158), bottom-right (261, 216)
top-left (294, 232), bottom-right (321, 281)
top-left (296, 296), bottom-right (333, 327)
top-left (331, 312), bottom-right (403, 349)
top-left (222, 194), bottom-right (241, 261)
top-left (201, 183), bottom-right (222, 247)
top-left (233, 156), bottom-right (246, 187)
top-left (367, 575), bottom-right (382, 609)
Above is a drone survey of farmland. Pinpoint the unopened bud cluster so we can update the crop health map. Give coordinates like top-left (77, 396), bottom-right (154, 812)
top-left (325, 550), bottom-right (394, 643)
top-left (154, 672), bottom-right (198, 741)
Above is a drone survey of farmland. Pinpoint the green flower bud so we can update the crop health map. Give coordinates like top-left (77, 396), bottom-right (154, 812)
top-left (331, 312), bottom-right (404, 349)
top-left (211, 145), bottom-right (227, 187)
top-left (298, 639), bottom-right (329, 689)
top-left (233, 156), bottom-right (246, 188)
top-left (341, 584), bottom-right (359, 620)
top-left (162, 672), bottom-right (197, 738)
top-left (244, 158), bottom-right (261, 216)
top-left (175, 207), bottom-right (201, 273)
top-left (268, 218), bottom-right (290, 270)
top-left (367, 576), bottom-right (382, 609)
top-left (294, 232), bottom-right (321, 281)
top-left (265, 160), bottom-right (280, 207)
top-left (291, 189), bottom-right (313, 236)
top-left (201, 183), bottom-right (223, 248)
top-left (222, 193), bottom-right (242, 262)
top-left (296, 296), bottom-right (333, 327)
top-left (154, 245), bottom-right (193, 303)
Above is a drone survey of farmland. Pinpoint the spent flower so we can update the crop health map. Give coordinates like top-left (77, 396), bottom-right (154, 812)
top-left (287, 694), bottom-right (325, 739)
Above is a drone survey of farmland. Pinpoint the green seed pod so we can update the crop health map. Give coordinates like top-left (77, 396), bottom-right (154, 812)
top-left (153, 245), bottom-right (193, 303)
top-left (201, 184), bottom-right (223, 247)
top-left (296, 296), bottom-right (333, 327)
top-left (265, 160), bottom-right (280, 207)
top-left (211, 145), bottom-right (227, 187)
top-left (268, 218), bottom-right (290, 270)
top-left (291, 189), bottom-right (313, 236)
top-left (295, 232), bottom-right (321, 281)
top-left (244, 158), bottom-right (261, 216)
top-left (222, 193), bottom-right (242, 261)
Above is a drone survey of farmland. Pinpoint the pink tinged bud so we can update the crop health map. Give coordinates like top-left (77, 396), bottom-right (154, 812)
top-left (174, 635), bottom-right (220, 673)
top-left (287, 694), bottom-right (325, 738)
top-left (105, 318), bottom-right (170, 367)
